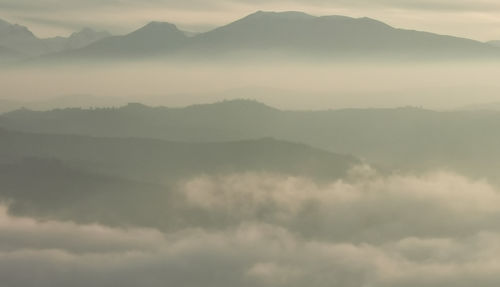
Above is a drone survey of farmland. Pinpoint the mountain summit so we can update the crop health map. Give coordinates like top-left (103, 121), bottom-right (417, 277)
top-left (189, 11), bottom-right (395, 54)
top-left (188, 11), bottom-right (497, 58)
top-left (0, 18), bottom-right (46, 56)
top-left (0, 18), bottom-right (112, 60)
top-left (63, 21), bottom-right (188, 58)
top-left (65, 28), bottom-right (111, 50)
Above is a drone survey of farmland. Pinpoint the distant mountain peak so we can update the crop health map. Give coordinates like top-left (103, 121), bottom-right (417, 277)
top-left (357, 16), bottom-right (393, 27)
top-left (186, 99), bottom-right (279, 113)
top-left (69, 27), bottom-right (110, 39)
top-left (71, 27), bottom-right (107, 36)
top-left (136, 21), bottom-right (182, 33)
top-left (242, 10), bottom-right (316, 22)
top-left (0, 19), bottom-right (43, 57)
top-left (62, 27), bottom-right (111, 50)
top-left (0, 20), bottom-right (35, 37)
top-left (317, 15), bottom-right (393, 29)
top-left (124, 21), bottom-right (186, 41)
top-left (147, 21), bottom-right (175, 26)
top-left (251, 10), bottom-right (315, 18)
top-left (123, 102), bottom-right (150, 110)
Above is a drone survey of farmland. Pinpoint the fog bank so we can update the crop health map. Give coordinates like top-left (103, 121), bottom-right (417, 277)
top-left (2, 60), bottom-right (500, 110)
top-left (3, 169), bottom-right (500, 286)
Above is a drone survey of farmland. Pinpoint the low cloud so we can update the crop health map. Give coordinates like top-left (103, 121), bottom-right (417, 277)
top-left (0, 205), bottom-right (165, 253)
top-left (180, 170), bottom-right (500, 242)
top-left (2, 168), bottom-right (500, 286)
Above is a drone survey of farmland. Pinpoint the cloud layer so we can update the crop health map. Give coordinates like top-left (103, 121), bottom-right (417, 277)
top-left (179, 170), bottom-right (500, 242)
top-left (3, 168), bottom-right (500, 286)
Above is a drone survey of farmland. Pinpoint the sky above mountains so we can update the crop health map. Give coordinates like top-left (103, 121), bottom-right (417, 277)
top-left (1, 0), bottom-right (500, 41)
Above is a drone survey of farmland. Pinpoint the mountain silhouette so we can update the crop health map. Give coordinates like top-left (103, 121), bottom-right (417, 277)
top-left (60, 21), bottom-right (188, 58)
top-left (65, 27), bottom-right (111, 50)
top-left (186, 11), bottom-right (499, 58)
top-left (43, 27), bottom-right (111, 53)
top-left (0, 18), bottom-right (111, 59)
top-left (0, 18), bottom-right (47, 56)
top-left (40, 11), bottom-right (500, 60)
top-left (188, 11), bottom-right (393, 53)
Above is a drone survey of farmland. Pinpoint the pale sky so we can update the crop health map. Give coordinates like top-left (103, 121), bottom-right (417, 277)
top-left (1, 0), bottom-right (500, 41)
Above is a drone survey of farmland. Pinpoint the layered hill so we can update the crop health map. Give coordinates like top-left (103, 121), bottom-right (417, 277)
top-left (3, 100), bottom-right (500, 180)
top-left (0, 127), bottom-right (357, 182)
top-left (0, 127), bottom-right (358, 228)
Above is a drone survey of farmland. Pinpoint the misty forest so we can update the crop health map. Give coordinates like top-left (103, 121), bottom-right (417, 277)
top-left (3, 1), bottom-right (500, 286)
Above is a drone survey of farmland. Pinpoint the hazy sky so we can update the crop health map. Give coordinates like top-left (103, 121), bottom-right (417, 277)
top-left (1, 0), bottom-right (500, 41)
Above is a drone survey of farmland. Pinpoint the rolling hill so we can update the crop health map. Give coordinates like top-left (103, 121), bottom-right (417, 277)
top-left (3, 100), bottom-right (500, 180)
top-left (0, 127), bottom-right (358, 229)
top-left (0, 127), bottom-right (357, 182)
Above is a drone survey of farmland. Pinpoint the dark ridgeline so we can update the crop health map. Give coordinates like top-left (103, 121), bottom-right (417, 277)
top-left (0, 126), bottom-right (358, 229)
top-left (0, 126), bottom-right (357, 182)
top-left (2, 99), bottom-right (500, 181)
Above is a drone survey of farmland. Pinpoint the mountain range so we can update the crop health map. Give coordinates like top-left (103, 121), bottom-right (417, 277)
top-left (3, 99), bottom-right (500, 182)
top-left (0, 127), bottom-right (356, 182)
top-left (0, 94), bottom-right (127, 114)
top-left (181, 11), bottom-right (500, 59)
top-left (2, 11), bottom-right (500, 62)
top-left (0, 18), bottom-right (110, 61)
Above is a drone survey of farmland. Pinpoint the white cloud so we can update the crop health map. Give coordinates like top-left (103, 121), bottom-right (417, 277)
top-left (0, 205), bottom-right (165, 253)
top-left (3, 169), bottom-right (500, 286)
top-left (180, 171), bottom-right (500, 241)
